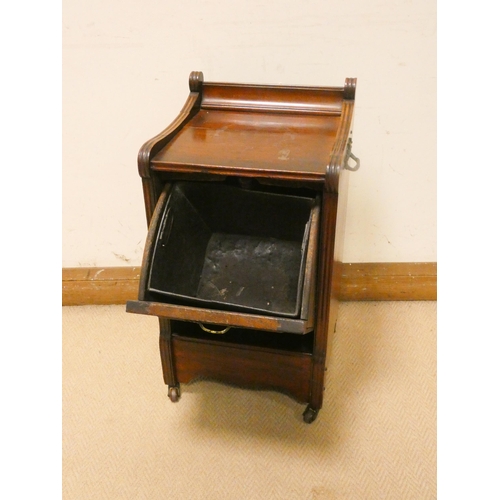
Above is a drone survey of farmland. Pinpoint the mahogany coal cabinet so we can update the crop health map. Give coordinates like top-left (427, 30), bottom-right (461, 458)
top-left (126, 71), bottom-right (359, 423)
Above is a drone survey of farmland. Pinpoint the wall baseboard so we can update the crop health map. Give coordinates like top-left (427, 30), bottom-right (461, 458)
top-left (62, 262), bottom-right (436, 306)
top-left (339, 262), bottom-right (436, 301)
top-left (62, 267), bottom-right (142, 306)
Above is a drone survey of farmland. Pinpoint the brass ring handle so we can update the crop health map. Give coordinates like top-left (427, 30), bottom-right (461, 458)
top-left (198, 324), bottom-right (231, 335)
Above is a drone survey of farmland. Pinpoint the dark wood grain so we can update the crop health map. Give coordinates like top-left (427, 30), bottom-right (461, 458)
top-left (172, 335), bottom-right (313, 403)
top-left (158, 318), bottom-right (177, 386)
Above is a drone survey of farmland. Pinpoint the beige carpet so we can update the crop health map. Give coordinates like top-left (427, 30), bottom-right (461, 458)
top-left (63, 302), bottom-right (436, 499)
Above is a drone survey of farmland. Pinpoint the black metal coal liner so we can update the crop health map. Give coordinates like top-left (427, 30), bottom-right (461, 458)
top-left (147, 181), bottom-right (318, 318)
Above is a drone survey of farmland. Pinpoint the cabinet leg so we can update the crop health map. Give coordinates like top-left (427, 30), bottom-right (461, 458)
top-left (302, 405), bottom-right (319, 424)
top-left (159, 318), bottom-right (179, 399)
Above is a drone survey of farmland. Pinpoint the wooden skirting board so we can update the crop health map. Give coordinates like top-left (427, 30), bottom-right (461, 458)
top-left (62, 263), bottom-right (436, 306)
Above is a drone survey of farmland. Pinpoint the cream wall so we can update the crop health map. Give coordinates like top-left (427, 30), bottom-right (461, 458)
top-left (62, 0), bottom-right (436, 267)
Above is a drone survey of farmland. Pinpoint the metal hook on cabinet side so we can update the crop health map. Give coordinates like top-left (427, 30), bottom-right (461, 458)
top-left (344, 138), bottom-right (361, 172)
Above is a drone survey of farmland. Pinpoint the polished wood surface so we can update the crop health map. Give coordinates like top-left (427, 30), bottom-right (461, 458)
top-left (200, 82), bottom-right (344, 115)
top-left (151, 110), bottom-right (340, 180)
top-left (137, 72), bottom-right (352, 224)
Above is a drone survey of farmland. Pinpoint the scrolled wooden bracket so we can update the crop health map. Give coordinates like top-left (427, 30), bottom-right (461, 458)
top-left (137, 71), bottom-right (206, 221)
top-left (325, 79), bottom-right (357, 193)
top-left (343, 77), bottom-right (357, 100)
top-left (138, 71), bottom-right (205, 182)
top-left (324, 162), bottom-right (342, 194)
top-left (189, 71), bottom-right (204, 92)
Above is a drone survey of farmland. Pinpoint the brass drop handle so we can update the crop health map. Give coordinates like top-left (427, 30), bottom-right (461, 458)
top-left (198, 324), bottom-right (231, 335)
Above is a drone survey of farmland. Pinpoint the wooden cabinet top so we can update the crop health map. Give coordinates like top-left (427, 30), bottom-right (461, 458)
top-left (139, 71), bottom-right (357, 185)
